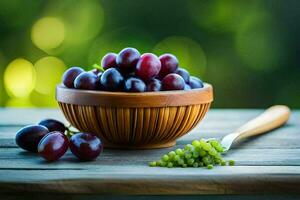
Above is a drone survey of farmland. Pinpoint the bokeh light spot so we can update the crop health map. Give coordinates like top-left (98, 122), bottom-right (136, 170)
top-left (4, 58), bottom-right (36, 98)
top-left (6, 97), bottom-right (34, 107)
top-left (34, 56), bottom-right (66, 95)
top-left (45, 0), bottom-right (104, 44)
top-left (153, 36), bottom-right (206, 77)
top-left (0, 52), bottom-right (5, 104)
top-left (31, 17), bottom-right (65, 51)
top-left (235, 13), bottom-right (284, 71)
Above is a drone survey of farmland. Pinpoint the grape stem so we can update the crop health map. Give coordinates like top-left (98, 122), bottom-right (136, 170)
top-left (65, 124), bottom-right (78, 138)
top-left (92, 63), bottom-right (105, 72)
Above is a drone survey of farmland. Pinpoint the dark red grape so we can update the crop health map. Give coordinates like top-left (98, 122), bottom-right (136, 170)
top-left (62, 67), bottom-right (84, 88)
top-left (189, 76), bottom-right (204, 89)
top-left (184, 84), bottom-right (191, 90)
top-left (38, 131), bottom-right (69, 162)
top-left (146, 79), bottom-right (162, 92)
top-left (15, 125), bottom-right (49, 153)
top-left (136, 53), bottom-right (161, 81)
top-left (74, 72), bottom-right (99, 90)
top-left (158, 54), bottom-right (178, 77)
top-left (38, 119), bottom-right (66, 133)
top-left (100, 68), bottom-right (124, 91)
top-left (101, 53), bottom-right (117, 70)
top-left (175, 68), bottom-right (190, 83)
top-left (69, 133), bottom-right (103, 161)
top-left (124, 77), bottom-right (146, 92)
top-left (116, 47), bottom-right (140, 73)
top-left (162, 73), bottom-right (185, 91)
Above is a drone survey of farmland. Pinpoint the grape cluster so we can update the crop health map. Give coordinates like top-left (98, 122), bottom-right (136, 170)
top-left (62, 47), bottom-right (204, 92)
top-left (149, 139), bottom-right (234, 169)
top-left (15, 119), bottom-right (103, 162)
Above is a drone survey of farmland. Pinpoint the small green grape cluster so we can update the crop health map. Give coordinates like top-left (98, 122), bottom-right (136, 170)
top-left (149, 139), bottom-right (234, 169)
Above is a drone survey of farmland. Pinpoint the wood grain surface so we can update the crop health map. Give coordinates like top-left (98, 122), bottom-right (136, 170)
top-left (0, 109), bottom-right (299, 195)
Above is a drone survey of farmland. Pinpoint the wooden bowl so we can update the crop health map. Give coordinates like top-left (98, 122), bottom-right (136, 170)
top-left (56, 83), bottom-right (213, 149)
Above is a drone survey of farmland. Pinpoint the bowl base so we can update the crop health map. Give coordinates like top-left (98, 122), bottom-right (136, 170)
top-left (103, 140), bottom-right (176, 150)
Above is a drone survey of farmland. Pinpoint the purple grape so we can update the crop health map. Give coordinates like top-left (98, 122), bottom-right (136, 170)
top-left (101, 53), bottom-right (117, 70)
top-left (69, 132), bottom-right (103, 161)
top-left (38, 131), bottom-right (69, 162)
top-left (184, 84), bottom-right (191, 90)
top-left (146, 79), bottom-right (162, 92)
top-left (116, 47), bottom-right (140, 73)
top-left (124, 77), bottom-right (146, 92)
top-left (189, 76), bottom-right (204, 89)
top-left (15, 125), bottom-right (49, 153)
top-left (158, 54), bottom-right (178, 78)
top-left (136, 53), bottom-right (161, 81)
top-left (100, 68), bottom-right (124, 91)
top-left (38, 119), bottom-right (66, 133)
top-left (74, 72), bottom-right (99, 90)
top-left (62, 67), bottom-right (84, 88)
top-left (175, 68), bottom-right (190, 83)
top-left (162, 73), bottom-right (185, 91)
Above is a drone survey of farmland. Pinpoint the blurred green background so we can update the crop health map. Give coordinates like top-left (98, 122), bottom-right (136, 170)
top-left (0, 0), bottom-right (299, 108)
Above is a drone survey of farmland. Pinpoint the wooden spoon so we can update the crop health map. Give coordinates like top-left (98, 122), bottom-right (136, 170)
top-left (219, 105), bottom-right (291, 152)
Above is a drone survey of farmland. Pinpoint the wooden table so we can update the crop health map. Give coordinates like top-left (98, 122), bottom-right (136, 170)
top-left (0, 108), bottom-right (299, 200)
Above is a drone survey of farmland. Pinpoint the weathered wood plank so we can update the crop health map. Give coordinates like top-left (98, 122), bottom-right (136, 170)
top-left (0, 108), bottom-right (299, 126)
top-left (1, 123), bottom-right (299, 149)
top-left (1, 194), bottom-right (300, 200)
top-left (0, 109), bottom-right (299, 196)
top-left (0, 148), bottom-right (299, 169)
top-left (0, 167), bottom-right (300, 194)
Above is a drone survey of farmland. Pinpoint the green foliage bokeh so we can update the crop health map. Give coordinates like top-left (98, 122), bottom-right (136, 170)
top-left (0, 0), bottom-right (299, 108)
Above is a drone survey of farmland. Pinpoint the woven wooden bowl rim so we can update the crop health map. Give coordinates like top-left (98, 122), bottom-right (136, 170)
top-left (56, 83), bottom-right (213, 108)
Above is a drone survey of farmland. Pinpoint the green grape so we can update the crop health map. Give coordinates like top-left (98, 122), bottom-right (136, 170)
top-left (175, 148), bottom-right (184, 156)
top-left (214, 153), bottom-right (222, 160)
top-left (207, 164), bottom-right (213, 169)
top-left (184, 144), bottom-right (194, 151)
top-left (167, 162), bottom-right (173, 168)
top-left (178, 159), bottom-right (185, 165)
top-left (156, 160), bottom-right (162, 166)
top-left (192, 150), bottom-right (199, 158)
top-left (168, 151), bottom-right (176, 160)
top-left (202, 156), bottom-right (213, 165)
top-left (229, 160), bottom-right (235, 166)
top-left (174, 155), bottom-right (180, 161)
top-left (187, 158), bottom-right (195, 165)
top-left (200, 139), bottom-right (212, 151)
top-left (192, 140), bottom-right (200, 147)
top-left (162, 154), bottom-right (169, 162)
top-left (195, 146), bottom-right (201, 152)
top-left (184, 152), bottom-right (192, 159)
top-left (150, 137), bottom-right (230, 169)
top-left (210, 140), bottom-right (224, 152)
top-left (149, 161), bottom-right (157, 167)
top-left (161, 160), bottom-right (167, 167)
top-left (208, 148), bottom-right (217, 156)
top-left (214, 159), bottom-right (221, 165)
top-left (199, 149), bottom-right (207, 157)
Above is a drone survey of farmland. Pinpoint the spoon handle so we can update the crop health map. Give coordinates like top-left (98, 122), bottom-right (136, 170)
top-left (235, 105), bottom-right (291, 141)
